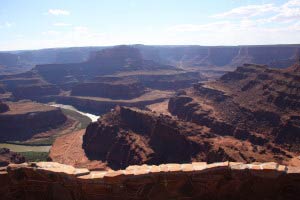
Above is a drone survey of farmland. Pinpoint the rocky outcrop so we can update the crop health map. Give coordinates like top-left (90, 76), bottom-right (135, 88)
top-left (82, 106), bottom-right (294, 170)
top-left (0, 148), bottom-right (25, 167)
top-left (83, 107), bottom-right (201, 169)
top-left (168, 63), bottom-right (300, 155)
top-left (0, 101), bottom-right (67, 141)
top-left (71, 82), bottom-right (146, 99)
top-left (1, 161), bottom-right (300, 200)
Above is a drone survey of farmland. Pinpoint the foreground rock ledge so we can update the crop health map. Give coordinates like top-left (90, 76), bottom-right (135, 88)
top-left (1, 161), bottom-right (300, 199)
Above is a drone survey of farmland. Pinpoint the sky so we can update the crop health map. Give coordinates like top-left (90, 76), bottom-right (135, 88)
top-left (0, 0), bottom-right (300, 50)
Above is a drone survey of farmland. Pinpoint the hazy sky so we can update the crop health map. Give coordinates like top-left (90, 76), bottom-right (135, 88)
top-left (0, 0), bottom-right (300, 50)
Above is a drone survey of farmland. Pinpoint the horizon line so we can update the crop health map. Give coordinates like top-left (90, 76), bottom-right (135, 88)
top-left (2, 43), bottom-right (300, 52)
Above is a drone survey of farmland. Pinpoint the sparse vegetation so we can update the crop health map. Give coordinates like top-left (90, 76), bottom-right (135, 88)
top-left (19, 151), bottom-right (49, 162)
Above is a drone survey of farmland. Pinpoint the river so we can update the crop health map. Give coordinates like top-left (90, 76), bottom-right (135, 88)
top-left (0, 103), bottom-right (99, 152)
top-left (49, 103), bottom-right (99, 122)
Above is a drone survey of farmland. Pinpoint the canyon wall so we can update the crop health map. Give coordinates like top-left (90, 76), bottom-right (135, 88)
top-left (169, 64), bottom-right (300, 152)
top-left (1, 161), bottom-right (300, 200)
top-left (0, 102), bottom-right (67, 141)
top-left (12, 84), bottom-right (60, 100)
top-left (138, 45), bottom-right (300, 68)
top-left (82, 106), bottom-right (295, 169)
top-left (71, 82), bottom-right (146, 99)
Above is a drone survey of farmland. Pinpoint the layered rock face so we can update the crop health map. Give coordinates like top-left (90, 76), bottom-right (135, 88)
top-left (0, 71), bottom-right (61, 100)
top-left (169, 64), bottom-right (300, 157)
top-left (83, 106), bottom-right (293, 169)
top-left (1, 161), bottom-right (300, 200)
top-left (0, 101), bottom-right (67, 141)
top-left (12, 84), bottom-right (60, 100)
top-left (83, 107), bottom-right (198, 169)
top-left (33, 45), bottom-right (177, 85)
top-left (1, 77), bottom-right (46, 91)
top-left (1, 44), bottom-right (300, 72)
top-left (91, 71), bottom-right (205, 93)
top-left (138, 45), bottom-right (300, 68)
top-left (0, 52), bottom-right (33, 75)
top-left (71, 82), bottom-right (146, 99)
top-left (0, 148), bottom-right (25, 167)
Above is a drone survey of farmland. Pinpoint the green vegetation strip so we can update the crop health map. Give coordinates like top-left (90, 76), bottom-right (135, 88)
top-left (0, 143), bottom-right (51, 152)
top-left (19, 151), bottom-right (49, 162)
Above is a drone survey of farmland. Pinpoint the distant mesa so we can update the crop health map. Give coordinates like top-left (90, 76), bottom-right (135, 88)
top-left (32, 45), bottom-right (178, 85)
top-left (1, 45), bottom-right (300, 76)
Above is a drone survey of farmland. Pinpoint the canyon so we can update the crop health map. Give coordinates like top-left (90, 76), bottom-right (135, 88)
top-left (0, 46), bottom-right (206, 116)
top-left (1, 45), bottom-right (300, 75)
top-left (1, 44), bottom-right (300, 199)
top-left (169, 63), bottom-right (300, 152)
top-left (52, 61), bottom-right (298, 171)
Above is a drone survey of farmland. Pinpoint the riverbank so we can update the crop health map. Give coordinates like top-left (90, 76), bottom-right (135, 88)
top-left (0, 143), bottom-right (51, 152)
top-left (0, 103), bottom-right (98, 161)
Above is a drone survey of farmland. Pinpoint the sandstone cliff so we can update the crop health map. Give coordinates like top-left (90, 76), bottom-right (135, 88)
top-left (82, 106), bottom-right (294, 169)
top-left (71, 82), bottom-right (146, 99)
top-left (168, 63), bottom-right (300, 157)
top-left (12, 84), bottom-right (60, 100)
top-left (0, 101), bottom-right (67, 141)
